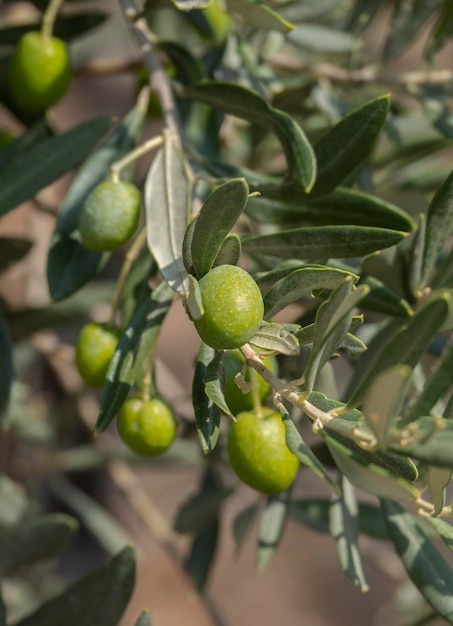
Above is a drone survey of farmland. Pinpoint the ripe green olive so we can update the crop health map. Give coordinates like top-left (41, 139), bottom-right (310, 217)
top-left (75, 323), bottom-right (120, 388)
top-left (78, 181), bottom-right (141, 252)
top-left (194, 265), bottom-right (264, 350)
top-left (227, 408), bottom-right (299, 494)
top-left (117, 397), bottom-right (178, 456)
top-left (9, 31), bottom-right (71, 114)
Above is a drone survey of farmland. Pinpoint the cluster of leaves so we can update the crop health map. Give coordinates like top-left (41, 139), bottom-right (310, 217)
top-left (1, 0), bottom-right (453, 624)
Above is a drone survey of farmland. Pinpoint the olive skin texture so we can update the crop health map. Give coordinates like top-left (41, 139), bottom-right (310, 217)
top-left (117, 397), bottom-right (177, 456)
top-left (78, 181), bottom-right (141, 252)
top-left (75, 323), bottom-right (121, 388)
top-left (194, 265), bottom-right (264, 350)
top-left (9, 32), bottom-right (71, 114)
top-left (223, 349), bottom-right (278, 415)
top-left (227, 409), bottom-right (299, 494)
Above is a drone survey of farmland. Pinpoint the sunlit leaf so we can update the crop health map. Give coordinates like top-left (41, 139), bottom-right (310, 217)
top-left (145, 131), bottom-right (192, 294)
top-left (256, 489), bottom-right (291, 571)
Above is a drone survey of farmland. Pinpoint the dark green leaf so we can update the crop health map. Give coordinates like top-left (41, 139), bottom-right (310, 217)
top-left (0, 117), bottom-right (114, 218)
top-left (226, 0), bottom-right (294, 32)
top-left (232, 502), bottom-right (259, 554)
top-left (183, 82), bottom-right (316, 191)
top-left (383, 0), bottom-right (446, 60)
top-left (121, 245), bottom-right (156, 328)
top-left (184, 465), bottom-right (222, 592)
top-left (0, 311), bottom-right (13, 424)
top-left (145, 131), bottom-right (191, 294)
top-left (213, 234), bottom-right (242, 267)
top-left (263, 266), bottom-right (357, 319)
top-left (47, 103), bottom-right (146, 301)
top-left (15, 546), bottom-right (136, 626)
top-left (134, 611), bottom-right (152, 626)
top-left (0, 120), bottom-right (52, 174)
top-left (329, 475), bottom-right (369, 591)
top-left (191, 178), bottom-right (248, 278)
top-left (0, 237), bottom-right (33, 272)
top-left (427, 516), bottom-right (453, 553)
top-left (203, 350), bottom-right (232, 416)
top-left (290, 498), bottom-right (390, 540)
top-left (403, 341), bottom-right (453, 424)
top-left (173, 487), bottom-right (232, 534)
top-left (348, 291), bottom-right (451, 405)
top-left (287, 24), bottom-right (359, 53)
top-left (96, 282), bottom-right (175, 433)
top-left (247, 186), bottom-right (414, 231)
top-left (421, 169), bottom-right (453, 287)
top-left (192, 343), bottom-right (221, 453)
top-left (381, 499), bottom-right (453, 621)
top-left (49, 476), bottom-right (131, 556)
top-left (425, 3), bottom-right (453, 61)
top-left (0, 591), bottom-right (5, 626)
top-left (280, 404), bottom-right (338, 493)
top-left (257, 490), bottom-right (291, 571)
top-left (0, 514), bottom-right (78, 576)
top-left (242, 225), bottom-right (407, 260)
top-left (313, 95), bottom-right (390, 196)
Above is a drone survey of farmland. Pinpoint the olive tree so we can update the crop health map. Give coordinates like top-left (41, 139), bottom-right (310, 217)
top-left (1, 0), bottom-right (453, 624)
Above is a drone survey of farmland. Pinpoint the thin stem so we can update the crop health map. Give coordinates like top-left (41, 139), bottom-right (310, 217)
top-left (249, 368), bottom-right (263, 414)
top-left (119, 0), bottom-right (181, 141)
top-left (141, 342), bottom-right (158, 402)
top-left (110, 133), bottom-right (163, 183)
top-left (41, 0), bottom-right (65, 41)
top-left (109, 227), bottom-right (148, 326)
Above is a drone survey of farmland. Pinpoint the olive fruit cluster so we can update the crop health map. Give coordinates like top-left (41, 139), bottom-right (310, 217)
top-left (227, 408), bottom-right (299, 495)
top-left (78, 181), bottom-right (141, 252)
top-left (9, 32), bottom-right (71, 114)
top-left (117, 396), bottom-right (177, 456)
top-left (194, 264), bottom-right (264, 350)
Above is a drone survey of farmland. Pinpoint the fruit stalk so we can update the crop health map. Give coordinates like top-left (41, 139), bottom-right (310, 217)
top-left (42, 0), bottom-right (65, 42)
top-left (110, 134), bottom-right (163, 183)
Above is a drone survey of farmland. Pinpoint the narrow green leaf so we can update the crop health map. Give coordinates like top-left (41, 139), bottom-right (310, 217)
top-left (383, 0), bottom-right (446, 60)
top-left (313, 95), bottom-right (390, 196)
top-left (304, 278), bottom-right (368, 391)
top-left (324, 434), bottom-right (419, 501)
top-left (304, 391), bottom-right (419, 483)
top-left (256, 489), bottom-right (291, 571)
top-left (291, 498), bottom-right (390, 540)
top-left (362, 365), bottom-right (412, 448)
top-left (121, 245), bottom-right (156, 328)
top-left (263, 266), bottom-right (357, 319)
top-left (191, 178), bottom-right (248, 278)
top-left (173, 487), bottom-right (232, 534)
top-left (358, 274), bottom-right (413, 317)
top-left (427, 516), bottom-right (453, 554)
top-left (0, 311), bottom-right (13, 424)
top-left (96, 282), bottom-right (175, 433)
top-left (247, 186), bottom-right (414, 232)
top-left (279, 404), bottom-right (339, 494)
top-left (182, 215), bottom-right (197, 276)
top-left (348, 291), bottom-right (452, 406)
top-left (203, 350), bottom-right (232, 416)
top-left (390, 415), bottom-right (453, 468)
top-left (425, 3), bottom-right (453, 61)
top-left (49, 476), bottom-right (131, 556)
top-left (329, 475), bottom-right (369, 592)
top-left (242, 225), bottom-right (406, 260)
top-left (287, 23), bottom-right (359, 53)
top-left (232, 502), bottom-right (259, 555)
top-left (15, 546), bottom-right (136, 626)
top-left (427, 467), bottom-right (452, 517)
top-left (249, 321), bottom-right (299, 355)
top-left (403, 341), bottom-right (453, 424)
top-left (0, 120), bottom-right (52, 174)
top-left (0, 514), bottom-right (78, 576)
top-left (134, 610), bottom-right (152, 626)
top-left (213, 234), bottom-right (242, 267)
top-left (381, 498), bottom-right (453, 622)
top-left (192, 342), bottom-right (221, 454)
top-left (0, 117), bottom-right (114, 217)
top-left (226, 0), bottom-right (294, 32)
top-left (168, 0), bottom-right (209, 9)
top-left (0, 237), bottom-right (33, 273)
top-left (183, 82), bottom-right (316, 191)
top-left (421, 169), bottom-right (453, 286)
top-left (145, 132), bottom-right (191, 294)
top-left (47, 103), bottom-right (146, 301)
top-left (184, 465), bottom-right (222, 591)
